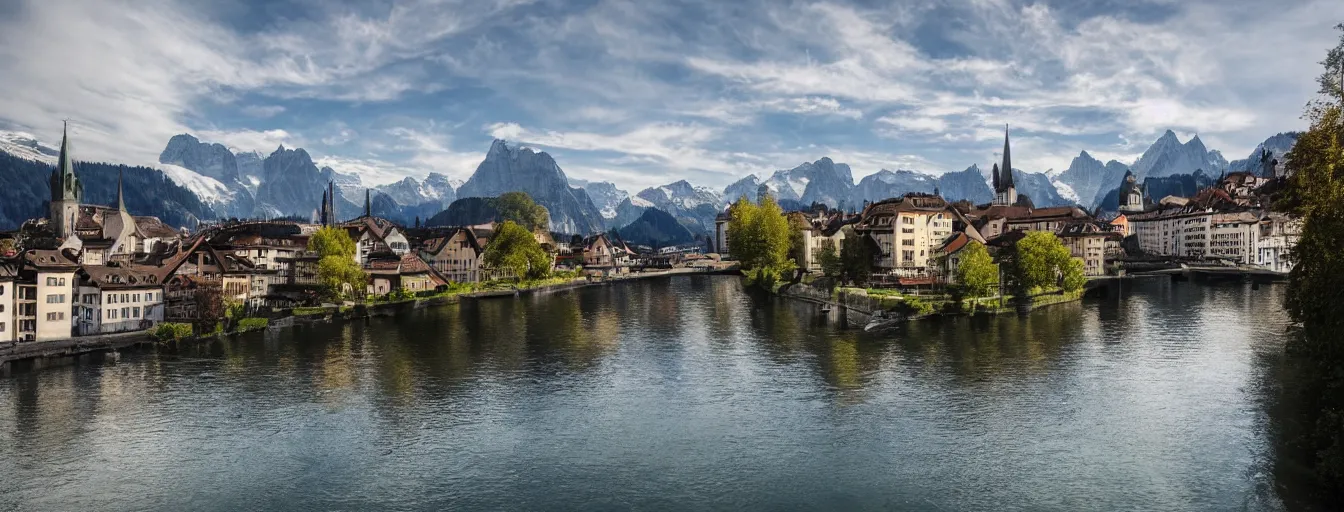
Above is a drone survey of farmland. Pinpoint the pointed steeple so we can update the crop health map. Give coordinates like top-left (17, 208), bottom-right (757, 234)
top-left (1000, 124), bottom-right (1014, 189)
top-left (116, 168), bottom-right (125, 212)
top-left (364, 189), bottom-right (371, 218)
top-left (50, 120), bottom-right (81, 203)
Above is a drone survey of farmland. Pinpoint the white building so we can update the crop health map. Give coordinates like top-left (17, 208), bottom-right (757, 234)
top-left (1208, 212), bottom-right (1261, 265)
top-left (74, 266), bottom-right (165, 336)
top-left (1257, 213), bottom-right (1301, 273)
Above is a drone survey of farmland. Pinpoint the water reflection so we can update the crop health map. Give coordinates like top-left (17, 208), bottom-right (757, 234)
top-left (0, 276), bottom-right (1319, 511)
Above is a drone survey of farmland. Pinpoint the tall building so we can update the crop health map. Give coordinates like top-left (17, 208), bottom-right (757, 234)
top-left (992, 125), bottom-right (1017, 207)
top-left (48, 122), bottom-right (83, 240)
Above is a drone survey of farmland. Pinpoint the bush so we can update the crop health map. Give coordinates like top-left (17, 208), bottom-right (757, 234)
top-left (153, 322), bottom-right (194, 342)
top-left (236, 317), bottom-right (269, 331)
top-left (902, 296), bottom-right (935, 316)
top-left (293, 307), bottom-right (329, 316)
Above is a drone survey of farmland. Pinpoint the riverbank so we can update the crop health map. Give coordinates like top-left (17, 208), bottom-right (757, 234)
top-left (776, 279), bottom-right (1084, 328)
top-left (0, 267), bottom-right (730, 369)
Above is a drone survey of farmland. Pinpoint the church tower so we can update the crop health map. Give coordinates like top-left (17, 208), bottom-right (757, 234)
top-left (318, 181), bottom-right (337, 226)
top-left (48, 121), bottom-right (83, 239)
top-left (993, 125), bottom-right (1018, 206)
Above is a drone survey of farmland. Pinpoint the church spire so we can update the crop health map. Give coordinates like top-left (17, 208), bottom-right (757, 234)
top-left (1000, 124), bottom-right (1014, 190)
top-left (364, 189), bottom-right (371, 218)
top-left (50, 120), bottom-right (81, 203)
top-left (116, 168), bottom-right (125, 212)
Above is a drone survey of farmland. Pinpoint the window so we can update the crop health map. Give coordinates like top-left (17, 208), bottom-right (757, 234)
top-left (0, 286), bottom-right (4, 296)
top-left (46, 294), bottom-right (65, 304)
top-left (0, 322), bottom-right (4, 332)
top-left (133, 307), bottom-right (140, 318)
top-left (121, 307), bottom-right (129, 319)
top-left (46, 277), bottom-right (57, 286)
top-left (60, 278), bottom-right (66, 286)
top-left (46, 312), bottom-right (64, 321)
top-left (108, 309), bottom-right (116, 319)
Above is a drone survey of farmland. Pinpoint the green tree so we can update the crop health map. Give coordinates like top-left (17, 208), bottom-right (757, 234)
top-left (483, 221), bottom-right (552, 280)
top-left (1006, 231), bottom-right (1076, 292)
top-left (839, 229), bottom-right (873, 286)
top-left (308, 226), bottom-right (365, 300)
top-left (496, 192), bottom-right (551, 232)
top-left (1274, 24), bottom-right (1344, 498)
top-left (818, 241), bottom-right (842, 278)
top-left (726, 195), bottom-right (794, 285)
top-left (1061, 258), bottom-right (1086, 292)
top-left (955, 241), bottom-right (998, 310)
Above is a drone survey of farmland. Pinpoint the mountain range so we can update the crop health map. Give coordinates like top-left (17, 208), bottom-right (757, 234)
top-left (0, 127), bottom-right (1302, 234)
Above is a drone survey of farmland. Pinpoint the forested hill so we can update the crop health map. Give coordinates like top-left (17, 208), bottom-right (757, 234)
top-left (0, 151), bottom-right (217, 230)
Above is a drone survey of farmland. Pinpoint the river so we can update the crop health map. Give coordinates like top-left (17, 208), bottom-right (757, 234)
top-left (0, 276), bottom-right (1317, 510)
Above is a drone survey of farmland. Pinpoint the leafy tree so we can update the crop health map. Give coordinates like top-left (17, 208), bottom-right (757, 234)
top-left (955, 241), bottom-right (998, 310)
top-left (496, 192), bottom-right (550, 232)
top-left (1005, 231), bottom-right (1076, 294)
top-left (483, 220), bottom-right (552, 280)
top-left (786, 214), bottom-right (810, 278)
top-left (1061, 258), bottom-right (1086, 292)
top-left (839, 228), bottom-right (873, 285)
top-left (818, 241), bottom-right (842, 278)
top-left (1274, 23), bottom-right (1344, 498)
top-left (726, 195), bottom-right (795, 284)
top-left (308, 226), bottom-right (365, 300)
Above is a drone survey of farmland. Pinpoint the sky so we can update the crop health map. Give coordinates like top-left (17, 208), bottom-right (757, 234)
top-left (1, 0), bottom-right (1340, 193)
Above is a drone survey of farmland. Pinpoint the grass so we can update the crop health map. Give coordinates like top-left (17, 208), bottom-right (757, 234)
top-left (293, 307), bottom-right (330, 316)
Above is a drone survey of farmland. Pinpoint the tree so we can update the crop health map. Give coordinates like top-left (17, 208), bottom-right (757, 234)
top-left (483, 221), bottom-right (552, 280)
top-left (496, 192), bottom-right (550, 232)
top-left (308, 226), bottom-right (365, 300)
top-left (725, 195), bottom-right (794, 285)
top-left (786, 214), bottom-right (810, 279)
top-left (955, 241), bottom-right (998, 310)
top-left (1274, 24), bottom-right (1344, 498)
top-left (1006, 231), bottom-right (1076, 294)
top-left (839, 229), bottom-right (873, 286)
top-left (818, 241), bottom-right (842, 278)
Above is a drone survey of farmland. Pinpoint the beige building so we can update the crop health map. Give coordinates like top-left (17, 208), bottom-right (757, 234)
top-left (1057, 222), bottom-right (1123, 276)
top-left (74, 265), bottom-right (165, 336)
top-left (420, 227), bottom-right (485, 283)
top-left (1208, 212), bottom-right (1261, 264)
top-left (26, 250), bottom-right (78, 341)
top-left (854, 195), bottom-right (982, 277)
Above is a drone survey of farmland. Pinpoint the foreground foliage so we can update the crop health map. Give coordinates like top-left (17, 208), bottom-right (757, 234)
top-left (309, 226), bottom-right (366, 300)
top-left (482, 221), bottom-right (551, 280)
top-left (726, 195), bottom-right (795, 287)
top-left (1274, 23), bottom-right (1344, 501)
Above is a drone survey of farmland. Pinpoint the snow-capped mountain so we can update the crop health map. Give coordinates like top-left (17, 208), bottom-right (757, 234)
top-left (569, 178), bottom-right (630, 221)
top-left (373, 172), bottom-right (456, 209)
top-left (158, 134), bottom-right (258, 217)
top-left (1132, 130), bottom-right (1228, 179)
top-left (159, 134), bottom-right (239, 183)
top-left (1228, 132), bottom-right (1300, 176)
top-left (635, 180), bottom-right (724, 234)
top-left (1049, 151), bottom-right (1131, 209)
top-left (723, 174), bottom-right (761, 203)
top-left (0, 131), bottom-right (59, 164)
top-left (850, 165), bottom-right (997, 208)
top-left (456, 139), bottom-right (605, 234)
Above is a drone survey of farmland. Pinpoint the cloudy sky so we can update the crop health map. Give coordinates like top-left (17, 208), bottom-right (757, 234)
top-left (1, 0), bottom-right (1340, 192)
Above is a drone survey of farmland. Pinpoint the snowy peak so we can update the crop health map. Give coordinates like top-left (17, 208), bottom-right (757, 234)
top-left (0, 130), bottom-right (60, 164)
top-left (1131, 130), bottom-right (1227, 180)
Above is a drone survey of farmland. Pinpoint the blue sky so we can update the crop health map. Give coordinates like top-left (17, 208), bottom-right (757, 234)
top-left (1, 0), bottom-right (1340, 193)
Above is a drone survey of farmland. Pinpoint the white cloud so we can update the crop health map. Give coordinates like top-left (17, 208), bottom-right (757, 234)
top-left (240, 105), bottom-right (286, 118)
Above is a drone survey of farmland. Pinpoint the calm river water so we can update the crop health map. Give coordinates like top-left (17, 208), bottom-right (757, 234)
top-left (0, 276), bottom-right (1318, 510)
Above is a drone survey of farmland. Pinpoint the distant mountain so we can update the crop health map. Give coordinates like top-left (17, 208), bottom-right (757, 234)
top-left (609, 197), bottom-right (649, 230)
top-left (158, 134), bottom-right (255, 217)
top-left (374, 172), bottom-right (456, 211)
top-left (425, 196), bottom-right (500, 227)
top-left (1096, 170), bottom-right (1216, 211)
top-left (722, 174), bottom-right (761, 203)
top-left (635, 180), bottom-right (723, 235)
top-left (937, 165), bottom-right (995, 205)
top-left (795, 158), bottom-right (855, 209)
top-left (1009, 169), bottom-right (1070, 207)
top-left (570, 179), bottom-right (629, 221)
top-left (1228, 132), bottom-right (1300, 176)
top-left (159, 134), bottom-right (239, 182)
top-left (1132, 130), bottom-right (1227, 179)
top-left (456, 140), bottom-right (604, 234)
top-left (235, 150), bottom-right (264, 194)
top-left (1050, 151), bottom-right (1131, 209)
top-left (616, 207), bottom-right (696, 249)
top-left (252, 145), bottom-right (357, 219)
top-left (849, 165), bottom-right (992, 208)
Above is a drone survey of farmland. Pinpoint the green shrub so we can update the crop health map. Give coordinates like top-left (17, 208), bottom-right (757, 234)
top-left (153, 322), bottom-right (194, 342)
top-left (902, 296), bottom-right (935, 316)
top-left (236, 317), bottom-right (269, 331)
top-left (293, 307), bottom-right (329, 316)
